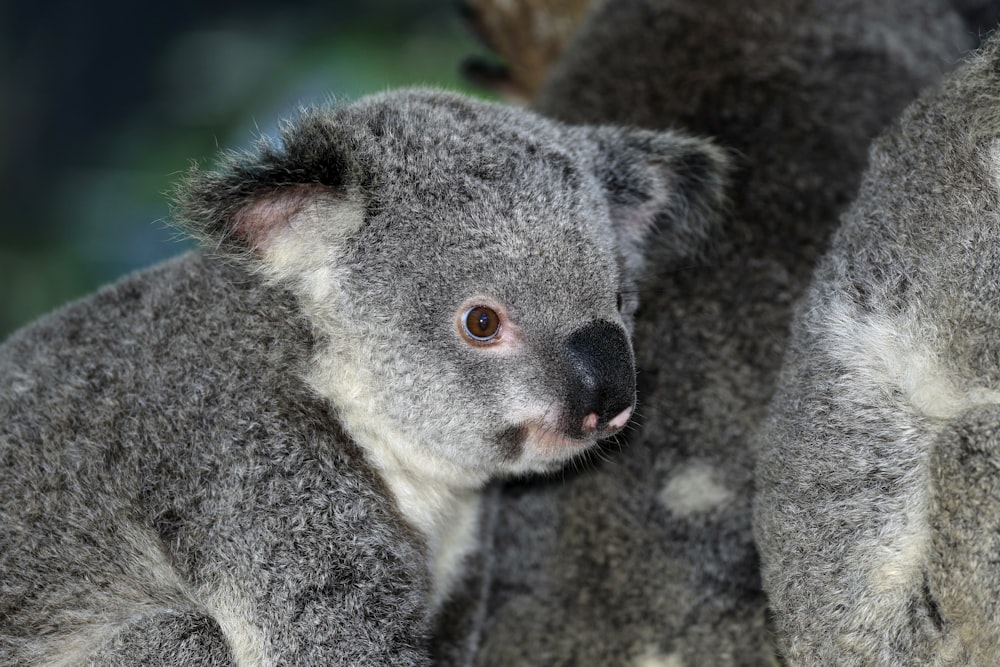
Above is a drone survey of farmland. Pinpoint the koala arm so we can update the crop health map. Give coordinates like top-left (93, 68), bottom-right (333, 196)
top-left (83, 610), bottom-right (235, 667)
top-left (73, 492), bottom-right (433, 667)
top-left (155, 455), bottom-right (431, 666)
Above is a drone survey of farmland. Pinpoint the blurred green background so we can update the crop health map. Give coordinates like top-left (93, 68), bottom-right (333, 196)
top-left (2, 0), bottom-right (493, 338)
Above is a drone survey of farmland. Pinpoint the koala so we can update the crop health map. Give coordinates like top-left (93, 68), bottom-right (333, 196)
top-left (0, 88), bottom-right (728, 665)
top-left (443, 1), bottom-right (977, 665)
top-left (754, 32), bottom-right (1000, 666)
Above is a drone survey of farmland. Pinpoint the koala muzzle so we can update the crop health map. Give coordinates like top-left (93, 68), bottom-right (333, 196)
top-left (564, 320), bottom-right (635, 438)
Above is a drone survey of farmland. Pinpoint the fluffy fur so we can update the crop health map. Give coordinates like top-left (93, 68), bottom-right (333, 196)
top-left (755, 33), bottom-right (1000, 665)
top-left (0, 89), bottom-right (727, 665)
top-left (440, 1), bottom-right (975, 665)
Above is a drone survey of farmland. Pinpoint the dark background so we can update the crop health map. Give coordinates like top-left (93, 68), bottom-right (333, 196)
top-left (2, 1), bottom-right (490, 338)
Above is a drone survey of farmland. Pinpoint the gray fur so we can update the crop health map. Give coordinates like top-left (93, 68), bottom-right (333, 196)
top-left (0, 89), bottom-right (727, 665)
top-left (755, 34), bottom-right (1000, 665)
top-left (456, 1), bottom-right (972, 665)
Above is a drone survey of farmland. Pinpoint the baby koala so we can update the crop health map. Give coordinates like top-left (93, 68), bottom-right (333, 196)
top-left (0, 89), bottom-right (726, 665)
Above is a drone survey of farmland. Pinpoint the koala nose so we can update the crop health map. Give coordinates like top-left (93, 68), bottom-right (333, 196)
top-left (564, 320), bottom-right (636, 438)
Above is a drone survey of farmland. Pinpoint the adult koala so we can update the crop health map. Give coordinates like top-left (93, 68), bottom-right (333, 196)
top-left (756, 33), bottom-right (1000, 666)
top-left (448, 0), bottom-right (976, 665)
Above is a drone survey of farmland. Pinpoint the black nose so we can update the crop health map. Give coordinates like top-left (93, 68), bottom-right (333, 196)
top-left (564, 320), bottom-right (635, 437)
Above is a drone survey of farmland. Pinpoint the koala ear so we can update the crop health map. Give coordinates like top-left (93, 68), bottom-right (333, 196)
top-left (587, 126), bottom-right (730, 276)
top-left (171, 111), bottom-right (365, 260)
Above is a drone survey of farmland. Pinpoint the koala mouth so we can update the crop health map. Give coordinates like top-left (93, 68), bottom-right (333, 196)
top-left (496, 406), bottom-right (633, 465)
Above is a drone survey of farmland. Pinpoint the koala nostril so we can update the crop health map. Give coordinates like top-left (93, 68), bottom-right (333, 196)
top-left (564, 320), bottom-right (636, 437)
top-left (581, 405), bottom-right (632, 436)
top-left (607, 405), bottom-right (632, 431)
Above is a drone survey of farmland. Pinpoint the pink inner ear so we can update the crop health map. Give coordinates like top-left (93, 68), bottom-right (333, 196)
top-left (230, 183), bottom-right (335, 253)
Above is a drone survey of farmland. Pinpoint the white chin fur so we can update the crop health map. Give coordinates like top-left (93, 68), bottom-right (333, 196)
top-left (504, 428), bottom-right (600, 476)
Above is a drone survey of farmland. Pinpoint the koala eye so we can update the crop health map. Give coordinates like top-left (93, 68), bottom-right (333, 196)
top-left (616, 292), bottom-right (624, 312)
top-left (462, 306), bottom-right (501, 342)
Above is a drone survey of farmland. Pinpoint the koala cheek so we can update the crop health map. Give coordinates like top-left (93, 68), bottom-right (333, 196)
top-left (493, 424), bottom-right (528, 462)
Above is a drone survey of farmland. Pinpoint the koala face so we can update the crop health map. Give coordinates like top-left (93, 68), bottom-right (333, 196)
top-left (176, 89), bottom-right (727, 480)
top-left (342, 157), bottom-right (634, 476)
top-left (341, 227), bottom-right (635, 477)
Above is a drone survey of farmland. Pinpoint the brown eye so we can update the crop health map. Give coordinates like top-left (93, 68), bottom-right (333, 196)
top-left (463, 306), bottom-right (501, 342)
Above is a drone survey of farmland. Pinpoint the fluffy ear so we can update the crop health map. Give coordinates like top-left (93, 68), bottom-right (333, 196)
top-left (587, 126), bottom-right (730, 276)
top-left (171, 111), bottom-right (364, 260)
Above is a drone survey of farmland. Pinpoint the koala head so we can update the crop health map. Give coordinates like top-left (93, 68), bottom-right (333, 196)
top-left (176, 88), bottom-right (727, 482)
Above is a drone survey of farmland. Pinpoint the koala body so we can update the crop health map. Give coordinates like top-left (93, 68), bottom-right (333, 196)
top-left (457, 1), bottom-right (973, 665)
top-left (755, 34), bottom-right (1000, 665)
top-left (0, 89), bottom-right (727, 665)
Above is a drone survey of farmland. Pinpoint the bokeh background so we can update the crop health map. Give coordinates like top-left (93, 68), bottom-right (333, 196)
top-left (2, 0), bottom-right (492, 338)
